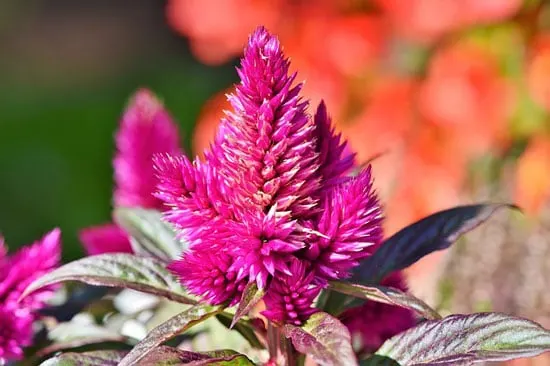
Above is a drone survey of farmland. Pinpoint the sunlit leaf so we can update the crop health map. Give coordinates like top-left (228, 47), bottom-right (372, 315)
top-left (231, 282), bottom-right (265, 328)
top-left (328, 281), bottom-right (440, 320)
top-left (284, 311), bottom-right (357, 366)
top-left (370, 313), bottom-right (550, 365)
top-left (353, 204), bottom-right (516, 283)
top-left (118, 304), bottom-right (223, 366)
top-left (114, 207), bottom-right (186, 262)
top-left (21, 253), bottom-right (196, 304)
top-left (40, 350), bottom-right (126, 365)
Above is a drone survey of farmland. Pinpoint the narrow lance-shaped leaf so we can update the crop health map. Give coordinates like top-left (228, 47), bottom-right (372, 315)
top-left (370, 312), bottom-right (550, 365)
top-left (231, 282), bottom-right (265, 328)
top-left (114, 207), bottom-right (186, 262)
top-left (284, 311), bottom-right (358, 366)
top-left (329, 281), bottom-right (441, 320)
top-left (118, 304), bottom-right (223, 366)
top-left (134, 346), bottom-right (254, 365)
top-left (40, 350), bottom-right (127, 366)
top-left (20, 253), bottom-right (196, 304)
top-left (353, 204), bottom-right (516, 283)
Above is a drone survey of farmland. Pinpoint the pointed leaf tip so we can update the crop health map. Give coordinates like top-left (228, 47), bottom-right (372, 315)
top-left (231, 282), bottom-right (265, 329)
top-left (118, 304), bottom-right (223, 366)
top-left (328, 281), bottom-right (441, 320)
top-left (284, 311), bottom-right (358, 366)
top-left (353, 203), bottom-right (518, 283)
top-left (20, 253), bottom-right (195, 304)
top-left (373, 312), bottom-right (550, 365)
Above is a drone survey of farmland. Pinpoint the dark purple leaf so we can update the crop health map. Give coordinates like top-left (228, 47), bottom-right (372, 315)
top-left (372, 312), bottom-right (550, 365)
top-left (231, 282), bottom-right (264, 328)
top-left (353, 204), bottom-right (516, 283)
top-left (20, 253), bottom-right (196, 304)
top-left (114, 207), bottom-right (186, 262)
top-left (118, 304), bottom-right (223, 366)
top-left (284, 311), bottom-right (357, 366)
top-left (329, 281), bottom-right (441, 320)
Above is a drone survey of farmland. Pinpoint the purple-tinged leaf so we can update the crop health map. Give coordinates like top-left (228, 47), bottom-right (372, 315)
top-left (371, 312), bottom-right (550, 365)
top-left (231, 282), bottom-right (265, 328)
top-left (40, 350), bottom-right (127, 365)
top-left (329, 281), bottom-right (441, 320)
top-left (353, 204), bottom-right (516, 283)
top-left (118, 304), bottom-right (223, 366)
top-left (138, 346), bottom-right (254, 365)
top-left (114, 207), bottom-right (186, 262)
top-left (284, 311), bottom-right (358, 366)
top-left (20, 253), bottom-right (196, 304)
top-left (39, 347), bottom-right (254, 365)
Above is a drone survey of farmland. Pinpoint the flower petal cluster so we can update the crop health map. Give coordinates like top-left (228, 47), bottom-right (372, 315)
top-left (339, 272), bottom-right (416, 353)
top-left (0, 229), bottom-right (61, 361)
top-left (79, 89), bottom-right (181, 255)
top-left (156, 27), bottom-right (383, 324)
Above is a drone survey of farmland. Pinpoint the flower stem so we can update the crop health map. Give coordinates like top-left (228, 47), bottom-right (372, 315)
top-left (267, 321), bottom-right (280, 361)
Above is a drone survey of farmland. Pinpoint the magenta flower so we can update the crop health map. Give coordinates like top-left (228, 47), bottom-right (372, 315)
top-left (156, 27), bottom-right (383, 324)
top-left (0, 229), bottom-right (61, 361)
top-left (339, 272), bottom-right (416, 353)
top-left (80, 89), bottom-right (181, 255)
top-left (262, 259), bottom-right (320, 326)
top-left (306, 167), bottom-right (383, 282)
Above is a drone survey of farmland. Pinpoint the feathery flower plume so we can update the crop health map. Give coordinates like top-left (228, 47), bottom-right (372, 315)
top-left (80, 89), bottom-right (181, 255)
top-left (156, 27), bottom-right (383, 324)
top-left (339, 272), bottom-right (416, 353)
top-left (0, 229), bottom-right (61, 361)
top-left (313, 101), bottom-right (356, 188)
top-left (307, 167), bottom-right (383, 282)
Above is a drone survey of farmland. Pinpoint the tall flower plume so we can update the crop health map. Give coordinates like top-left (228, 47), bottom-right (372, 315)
top-left (80, 89), bottom-right (181, 255)
top-left (156, 27), bottom-right (383, 324)
top-left (0, 229), bottom-right (61, 361)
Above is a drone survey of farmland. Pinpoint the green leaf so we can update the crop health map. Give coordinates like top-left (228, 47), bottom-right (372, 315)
top-left (118, 304), bottom-right (223, 366)
top-left (353, 204), bottom-right (516, 283)
top-left (328, 281), bottom-right (441, 320)
top-left (140, 346), bottom-right (254, 365)
top-left (373, 312), bottom-right (550, 365)
top-left (284, 311), bottom-right (358, 366)
top-left (20, 253), bottom-right (196, 304)
top-left (231, 282), bottom-right (264, 328)
top-left (40, 350), bottom-right (127, 365)
top-left (39, 347), bottom-right (255, 365)
top-left (114, 207), bottom-right (186, 262)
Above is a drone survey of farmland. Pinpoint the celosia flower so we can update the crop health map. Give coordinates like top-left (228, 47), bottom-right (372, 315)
top-left (0, 229), bottom-right (61, 361)
top-left (307, 167), bottom-right (383, 282)
top-left (157, 27), bottom-right (383, 324)
top-left (80, 89), bottom-right (181, 255)
top-left (262, 259), bottom-right (320, 325)
top-left (339, 272), bottom-right (415, 353)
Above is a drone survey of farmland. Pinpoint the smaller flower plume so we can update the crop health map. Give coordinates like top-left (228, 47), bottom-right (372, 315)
top-left (0, 229), bottom-right (61, 361)
top-left (339, 272), bottom-right (416, 353)
top-left (80, 89), bottom-right (181, 255)
top-left (262, 259), bottom-right (320, 326)
top-left (307, 167), bottom-right (383, 282)
top-left (168, 249), bottom-right (246, 305)
top-left (156, 26), bottom-right (383, 323)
